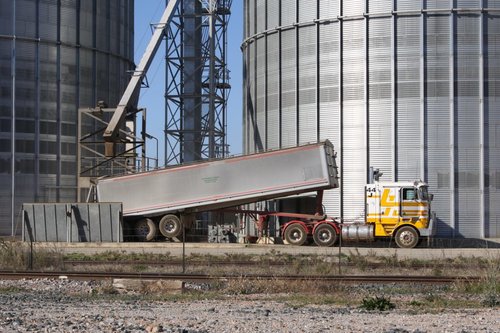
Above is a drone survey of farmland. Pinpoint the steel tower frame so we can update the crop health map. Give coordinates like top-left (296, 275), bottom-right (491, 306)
top-left (165, 0), bottom-right (231, 165)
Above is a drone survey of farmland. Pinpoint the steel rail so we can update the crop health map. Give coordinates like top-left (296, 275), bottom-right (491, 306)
top-left (61, 260), bottom-right (489, 270)
top-left (0, 271), bottom-right (480, 284)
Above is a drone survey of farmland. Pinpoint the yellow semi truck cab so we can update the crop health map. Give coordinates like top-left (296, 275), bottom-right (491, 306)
top-left (365, 180), bottom-right (435, 248)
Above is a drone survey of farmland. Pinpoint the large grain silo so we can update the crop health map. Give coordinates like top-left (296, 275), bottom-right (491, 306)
top-left (0, 0), bottom-right (135, 235)
top-left (242, 0), bottom-right (500, 239)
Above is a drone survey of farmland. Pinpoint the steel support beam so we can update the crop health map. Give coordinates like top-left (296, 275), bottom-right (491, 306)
top-left (165, 0), bottom-right (231, 165)
top-left (103, 0), bottom-right (181, 156)
top-left (479, 0), bottom-right (485, 237)
top-left (449, 10), bottom-right (456, 236)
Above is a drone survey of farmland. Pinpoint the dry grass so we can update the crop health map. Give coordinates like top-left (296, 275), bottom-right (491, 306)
top-left (1, 240), bottom-right (498, 309)
top-left (0, 240), bottom-right (64, 270)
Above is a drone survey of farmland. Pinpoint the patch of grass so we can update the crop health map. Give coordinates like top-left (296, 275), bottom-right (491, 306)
top-left (314, 262), bottom-right (334, 275)
top-left (346, 249), bottom-right (373, 271)
top-left (186, 253), bottom-right (220, 262)
top-left (93, 280), bottom-right (119, 295)
top-left (407, 295), bottom-right (481, 310)
top-left (132, 264), bottom-right (148, 272)
top-left (451, 257), bottom-right (499, 308)
top-left (408, 299), bottom-right (424, 307)
top-left (65, 251), bottom-right (173, 262)
top-left (0, 240), bottom-right (64, 270)
top-left (360, 296), bottom-right (395, 311)
top-left (0, 240), bottom-right (28, 269)
top-left (0, 286), bottom-right (27, 294)
top-left (481, 294), bottom-right (499, 307)
top-left (33, 245), bottom-right (65, 270)
top-left (346, 249), bottom-right (406, 270)
top-left (223, 252), bottom-right (255, 262)
top-left (380, 251), bottom-right (399, 268)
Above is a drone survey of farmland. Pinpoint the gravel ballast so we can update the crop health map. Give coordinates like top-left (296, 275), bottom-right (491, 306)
top-left (0, 279), bottom-right (498, 333)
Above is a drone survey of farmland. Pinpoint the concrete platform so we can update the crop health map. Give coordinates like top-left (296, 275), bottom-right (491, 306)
top-left (30, 240), bottom-right (500, 260)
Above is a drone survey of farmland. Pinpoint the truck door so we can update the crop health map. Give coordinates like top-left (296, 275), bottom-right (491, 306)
top-left (401, 187), bottom-right (419, 222)
top-left (375, 186), bottom-right (400, 236)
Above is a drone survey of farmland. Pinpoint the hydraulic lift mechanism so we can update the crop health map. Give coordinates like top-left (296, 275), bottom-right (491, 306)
top-left (102, 0), bottom-right (181, 157)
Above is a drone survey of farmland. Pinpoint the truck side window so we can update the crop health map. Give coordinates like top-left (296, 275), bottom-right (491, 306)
top-left (403, 188), bottom-right (416, 201)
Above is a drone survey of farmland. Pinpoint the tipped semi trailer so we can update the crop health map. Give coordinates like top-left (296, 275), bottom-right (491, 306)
top-left (96, 139), bottom-right (434, 248)
top-left (95, 141), bottom-right (339, 241)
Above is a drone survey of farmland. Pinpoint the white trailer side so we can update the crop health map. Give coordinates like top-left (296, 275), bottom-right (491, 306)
top-left (96, 141), bottom-right (338, 217)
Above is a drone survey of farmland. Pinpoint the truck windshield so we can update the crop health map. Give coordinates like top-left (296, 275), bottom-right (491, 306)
top-left (418, 186), bottom-right (429, 201)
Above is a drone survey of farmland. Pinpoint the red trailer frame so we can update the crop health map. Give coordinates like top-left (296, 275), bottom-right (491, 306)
top-left (224, 190), bottom-right (341, 247)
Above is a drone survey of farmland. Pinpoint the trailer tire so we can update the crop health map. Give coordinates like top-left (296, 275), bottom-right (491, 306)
top-left (134, 218), bottom-right (158, 242)
top-left (159, 214), bottom-right (182, 238)
top-left (313, 223), bottom-right (337, 247)
top-left (284, 223), bottom-right (307, 246)
top-left (394, 226), bottom-right (419, 248)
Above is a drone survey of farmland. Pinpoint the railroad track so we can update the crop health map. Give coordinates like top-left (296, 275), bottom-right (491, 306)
top-left (62, 260), bottom-right (487, 270)
top-left (0, 271), bottom-right (481, 284)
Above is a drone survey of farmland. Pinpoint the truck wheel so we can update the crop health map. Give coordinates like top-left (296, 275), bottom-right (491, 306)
top-left (284, 224), bottom-right (307, 246)
top-left (134, 218), bottom-right (158, 242)
top-left (394, 226), bottom-right (419, 248)
top-left (313, 224), bottom-right (337, 247)
top-left (159, 214), bottom-right (182, 238)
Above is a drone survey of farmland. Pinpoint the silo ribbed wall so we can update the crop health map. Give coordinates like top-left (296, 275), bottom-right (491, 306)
top-left (0, 0), bottom-right (134, 235)
top-left (242, 0), bottom-right (500, 238)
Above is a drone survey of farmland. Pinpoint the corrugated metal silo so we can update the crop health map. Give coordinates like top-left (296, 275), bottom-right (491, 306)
top-left (0, 0), bottom-right (134, 235)
top-left (242, 0), bottom-right (500, 238)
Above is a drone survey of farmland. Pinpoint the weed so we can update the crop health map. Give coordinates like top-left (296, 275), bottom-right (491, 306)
top-left (432, 266), bottom-right (443, 276)
top-left (223, 252), bottom-right (254, 262)
top-left (360, 296), bottom-right (395, 311)
top-left (481, 294), bottom-right (499, 307)
top-left (314, 262), bottom-right (333, 275)
top-left (0, 240), bottom-right (65, 270)
top-left (0, 240), bottom-right (28, 269)
top-left (33, 245), bottom-right (65, 270)
top-left (381, 251), bottom-right (399, 268)
top-left (409, 300), bottom-right (424, 307)
top-left (133, 264), bottom-right (148, 272)
top-left (347, 249), bottom-right (371, 271)
top-left (451, 257), bottom-right (499, 308)
top-left (65, 251), bottom-right (174, 263)
top-left (94, 280), bottom-right (119, 295)
top-left (479, 258), bottom-right (499, 307)
top-left (0, 286), bottom-right (27, 294)
top-left (424, 292), bottom-right (439, 303)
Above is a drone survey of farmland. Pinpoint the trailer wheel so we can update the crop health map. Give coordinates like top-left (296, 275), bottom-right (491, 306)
top-left (159, 214), bottom-right (182, 238)
top-left (134, 218), bottom-right (157, 242)
top-left (284, 224), bottom-right (307, 246)
top-left (313, 224), bottom-right (337, 247)
top-left (394, 226), bottom-right (419, 248)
